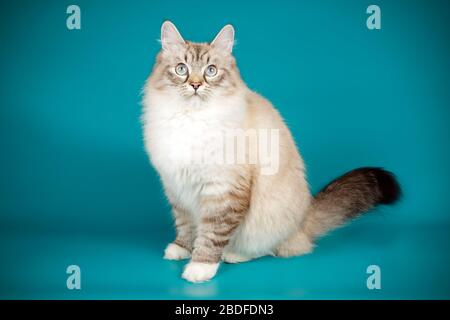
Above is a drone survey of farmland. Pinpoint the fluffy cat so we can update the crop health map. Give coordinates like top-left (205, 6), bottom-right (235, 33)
top-left (142, 21), bottom-right (401, 283)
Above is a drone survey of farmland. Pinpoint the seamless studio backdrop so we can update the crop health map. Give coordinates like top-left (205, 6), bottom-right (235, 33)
top-left (0, 0), bottom-right (449, 299)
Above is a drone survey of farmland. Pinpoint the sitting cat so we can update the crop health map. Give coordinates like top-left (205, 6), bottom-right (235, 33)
top-left (142, 21), bottom-right (400, 283)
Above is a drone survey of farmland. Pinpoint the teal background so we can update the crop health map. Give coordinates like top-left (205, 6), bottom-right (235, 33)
top-left (1, 0), bottom-right (449, 299)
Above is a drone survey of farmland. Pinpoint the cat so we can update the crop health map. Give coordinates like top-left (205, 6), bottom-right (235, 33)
top-left (142, 21), bottom-right (401, 283)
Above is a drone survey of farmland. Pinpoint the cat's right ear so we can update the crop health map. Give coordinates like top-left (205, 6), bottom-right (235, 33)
top-left (161, 21), bottom-right (185, 52)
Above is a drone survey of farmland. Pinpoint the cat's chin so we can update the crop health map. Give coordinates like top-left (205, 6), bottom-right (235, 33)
top-left (185, 93), bottom-right (207, 102)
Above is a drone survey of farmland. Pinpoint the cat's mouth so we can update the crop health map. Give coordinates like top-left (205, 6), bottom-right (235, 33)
top-left (188, 90), bottom-right (206, 100)
top-left (191, 94), bottom-right (204, 101)
top-left (182, 85), bottom-right (208, 100)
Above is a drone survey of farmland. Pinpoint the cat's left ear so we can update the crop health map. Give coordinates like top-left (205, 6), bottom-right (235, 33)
top-left (211, 24), bottom-right (235, 54)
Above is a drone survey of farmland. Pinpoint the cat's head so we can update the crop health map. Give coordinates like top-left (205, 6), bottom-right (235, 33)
top-left (149, 21), bottom-right (242, 101)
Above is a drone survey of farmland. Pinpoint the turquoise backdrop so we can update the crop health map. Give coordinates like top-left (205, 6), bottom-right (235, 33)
top-left (0, 0), bottom-right (449, 299)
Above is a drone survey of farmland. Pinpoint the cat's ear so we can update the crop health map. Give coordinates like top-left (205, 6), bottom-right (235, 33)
top-left (211, 24), bottom-right (235, 54)
top-left (161, 21), bottom-right (185, 52)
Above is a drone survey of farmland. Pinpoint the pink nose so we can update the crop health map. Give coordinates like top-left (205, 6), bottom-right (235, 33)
top-left (190, 82), bottom-right (202, 90)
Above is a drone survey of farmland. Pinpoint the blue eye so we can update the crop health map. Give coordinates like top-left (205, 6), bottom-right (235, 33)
top-left (205, 65), bottom-right (217, 77)
top-left (175, 63), bottom-right (188, 76)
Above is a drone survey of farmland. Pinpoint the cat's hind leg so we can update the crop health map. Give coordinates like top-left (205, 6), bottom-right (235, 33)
top-left (274, 230), bottom-right (314, 257)
top-left (222, 249), bottom-right (255, 264)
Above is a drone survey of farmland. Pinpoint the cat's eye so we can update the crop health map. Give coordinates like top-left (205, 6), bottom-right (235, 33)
top-left (205, 65), bottom-right (218, 77)
top-left (175, 63), bottom-right (188, 76)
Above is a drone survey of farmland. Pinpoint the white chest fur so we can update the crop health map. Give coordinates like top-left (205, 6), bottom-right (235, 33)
top-left (142, 91), bottom-right (246, 215)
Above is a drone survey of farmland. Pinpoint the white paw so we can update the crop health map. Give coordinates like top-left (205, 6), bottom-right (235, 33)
top-left (164, 243), bottom-right (191, 260)
top-left (182, 262), bottom-right (219, 283)
top-left (222, 251), bottom-right (252, 264)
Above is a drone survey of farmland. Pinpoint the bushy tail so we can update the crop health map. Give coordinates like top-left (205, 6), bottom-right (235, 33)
top-left (304, 167), bottom-right (401, 238)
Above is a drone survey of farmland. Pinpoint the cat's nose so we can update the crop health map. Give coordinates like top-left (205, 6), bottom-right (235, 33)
top-left (190, 81), bottom-right (202, 90)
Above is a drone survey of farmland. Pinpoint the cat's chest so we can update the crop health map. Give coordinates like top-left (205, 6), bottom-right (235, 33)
top-left (144, 108), bottom-right (236, 214)
top-left (142, 94), bottom-right (246, 214)
top-left (152, 116), bottom-right (223, 165)
top-left (144, 105), bottom-right (241, 177)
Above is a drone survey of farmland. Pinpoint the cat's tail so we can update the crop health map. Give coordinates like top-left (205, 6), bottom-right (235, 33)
top-left (304, 167), bottom-right (401, 239)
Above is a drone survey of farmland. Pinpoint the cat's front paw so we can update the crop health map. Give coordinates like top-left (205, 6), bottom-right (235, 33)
top-left (182, 262), bottom-right (219, 283)
top-left (164, 243), bottom-right (191, 260)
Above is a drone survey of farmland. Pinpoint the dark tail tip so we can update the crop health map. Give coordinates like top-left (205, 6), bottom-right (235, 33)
top-left (369, 168), bottom-right (402, 204)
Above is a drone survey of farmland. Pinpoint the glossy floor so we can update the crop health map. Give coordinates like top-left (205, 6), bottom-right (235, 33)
top-left (1, 216), bottom-right (449, 299)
